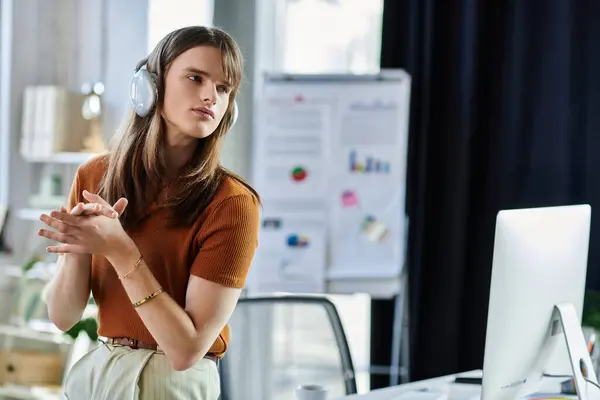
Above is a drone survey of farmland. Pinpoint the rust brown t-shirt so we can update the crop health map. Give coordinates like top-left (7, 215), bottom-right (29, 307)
top-left (67, 155), bottom-right (259, 357)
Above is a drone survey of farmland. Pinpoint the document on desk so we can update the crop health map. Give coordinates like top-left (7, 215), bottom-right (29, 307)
top-left (388, 391), bottom-right (447, 400)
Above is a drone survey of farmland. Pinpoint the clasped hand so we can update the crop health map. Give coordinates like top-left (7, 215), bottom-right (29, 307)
top-left (37, 190), bottom-right (132, 257)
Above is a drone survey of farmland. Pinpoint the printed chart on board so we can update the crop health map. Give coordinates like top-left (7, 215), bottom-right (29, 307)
top-left (328, 94), bottom-right (409, 279)
top-left (250, 72), bottom-right (411, 294)
top-left (250, 95), bottom-right (331, 293)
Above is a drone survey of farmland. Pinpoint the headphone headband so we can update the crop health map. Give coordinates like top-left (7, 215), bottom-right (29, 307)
top-left (134, 58), bottom-right (149, 72)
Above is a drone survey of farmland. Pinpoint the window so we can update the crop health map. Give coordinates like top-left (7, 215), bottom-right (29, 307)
top-left (0, 2), bottom-right (10, 207)
top-left (276, 0), bottom-right (384, 74)
top-left (263, 2), bottom-right (386, 392)
top-left (147, 0), bottom-right (214, 52)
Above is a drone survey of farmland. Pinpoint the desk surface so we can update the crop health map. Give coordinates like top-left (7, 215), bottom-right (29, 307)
top-left (338, 370), bottom-right (483, 400)
top-left (337, 370), bottom-right (566, 400)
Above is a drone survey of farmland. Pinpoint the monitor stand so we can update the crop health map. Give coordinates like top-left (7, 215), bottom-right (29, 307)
top-left (553, 303), bottom-right (599, 400)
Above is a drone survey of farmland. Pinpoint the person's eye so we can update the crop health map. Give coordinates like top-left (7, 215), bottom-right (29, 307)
top-left (217, 85), bottom-right (230, 94)
top-left (188, 75), bottom-right (201, 83)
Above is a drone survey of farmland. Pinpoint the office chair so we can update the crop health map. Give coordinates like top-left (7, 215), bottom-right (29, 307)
top-left (219, 294), bottom-right (357, 400)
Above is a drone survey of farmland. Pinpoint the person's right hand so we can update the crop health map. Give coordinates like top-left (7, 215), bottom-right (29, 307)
top-left (65, 197), bottom-right (128, 219)
top-left (41, 198), bottom-right (128, 256)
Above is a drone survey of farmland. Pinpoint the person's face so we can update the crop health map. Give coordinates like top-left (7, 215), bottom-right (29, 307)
top-left (161, 45), bottom-right (232, 144)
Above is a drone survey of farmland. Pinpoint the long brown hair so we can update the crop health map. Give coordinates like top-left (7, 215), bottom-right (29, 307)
top-left (99, 26), bottom-right (259, 228)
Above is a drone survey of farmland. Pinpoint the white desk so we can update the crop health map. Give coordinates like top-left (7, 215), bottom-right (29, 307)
top-left (337, 370), bottom-right (565, 400)
top-left (337, 370), bottom-right (482, 400)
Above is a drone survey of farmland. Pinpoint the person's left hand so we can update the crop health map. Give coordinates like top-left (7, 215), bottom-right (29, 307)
top-left (37, 190), bottom-right (134, 258)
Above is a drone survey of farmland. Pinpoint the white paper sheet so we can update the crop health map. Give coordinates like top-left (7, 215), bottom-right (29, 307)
top-left (328, 96), bottom-right (408, 279)
top-left (250, 95), bottom-right (331, 292)
top-left (249, 214), bottom-right (327, 293)
top-left (253, 96), bottom-right (331, 208)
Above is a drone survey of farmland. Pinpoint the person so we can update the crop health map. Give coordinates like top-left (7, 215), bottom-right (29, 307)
top-left (38, 26), bottom-right (260, 400)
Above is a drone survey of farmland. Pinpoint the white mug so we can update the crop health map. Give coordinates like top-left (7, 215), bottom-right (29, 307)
top-left (295, 384), bottom-right (328, 400)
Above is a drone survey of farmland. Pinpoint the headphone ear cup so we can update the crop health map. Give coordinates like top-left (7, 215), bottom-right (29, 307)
top-left (230, 100), bottom-right (239, 128)
top-left (130, 68), bottom-right (157, 117)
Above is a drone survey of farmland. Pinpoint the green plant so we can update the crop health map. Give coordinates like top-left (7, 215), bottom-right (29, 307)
top-left (65, 297), bottom-right (100, 342)
top-left (21, 253), bottom-right (43, 273)
top-left (583, 290), bottom-right (600, 332)
top-left (65, 317), bottom-right (99, 341)
top-left (18, 252), bottom-right (100, 342)
top-left (14, 253), bottom-right (45, 323)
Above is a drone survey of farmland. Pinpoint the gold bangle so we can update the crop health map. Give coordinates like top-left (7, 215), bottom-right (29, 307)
top-left (132, 288), bottom-right (164, 308)
top-left (119, 256), bottom-right (143, 280)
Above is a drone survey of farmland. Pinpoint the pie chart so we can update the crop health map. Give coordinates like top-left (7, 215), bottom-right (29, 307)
top-left (290, 166), bottom-right (308, 182)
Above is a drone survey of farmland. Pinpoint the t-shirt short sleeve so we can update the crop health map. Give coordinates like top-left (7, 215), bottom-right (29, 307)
top-left (190, 194), bottom-right (260, 288)
top-left (66, 167), bottom-right (83, 211)
top-left (65, 154), bottom-right (108, 211)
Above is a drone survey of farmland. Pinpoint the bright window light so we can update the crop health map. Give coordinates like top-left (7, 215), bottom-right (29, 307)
top-left (147, 0), bottom-right (214, 52)
top-left (279, 0), bottom-right (384, 74)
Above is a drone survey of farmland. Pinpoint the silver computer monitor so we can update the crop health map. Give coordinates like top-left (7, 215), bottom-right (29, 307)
top-left (482, 204), bottom-right (597, 400)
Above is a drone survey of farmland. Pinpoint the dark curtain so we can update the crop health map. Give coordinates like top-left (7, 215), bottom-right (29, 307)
top-left (375, 0), bottom-right (600, 382)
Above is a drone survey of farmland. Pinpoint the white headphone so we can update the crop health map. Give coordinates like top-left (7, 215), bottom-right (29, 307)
top-left (129, 61), bottom-right (239, 129)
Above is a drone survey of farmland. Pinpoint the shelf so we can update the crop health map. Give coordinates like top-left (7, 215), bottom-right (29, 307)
top-left (0, 385), bottom-right (62, 400)
top-left (15, 208), bottom-right (52, 221)
top-left (22, 152), bottom-right (98, 164)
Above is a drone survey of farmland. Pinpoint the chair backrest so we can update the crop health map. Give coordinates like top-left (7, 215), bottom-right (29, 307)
top-left (220, 295), bottom-right (357, 400)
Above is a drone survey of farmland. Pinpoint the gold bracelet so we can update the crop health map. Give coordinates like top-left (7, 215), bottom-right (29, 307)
top-left (132, 288), bottom-right (164, 308)
top-left (119, 256), bottom-right (144, 280)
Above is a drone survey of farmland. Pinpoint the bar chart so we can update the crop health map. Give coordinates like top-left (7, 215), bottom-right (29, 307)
top-left (348, 150), bottom-right (391, 174)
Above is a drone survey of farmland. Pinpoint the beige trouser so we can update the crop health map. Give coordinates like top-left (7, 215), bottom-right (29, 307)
top-left (63, 343), bottom-right (220, 400)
